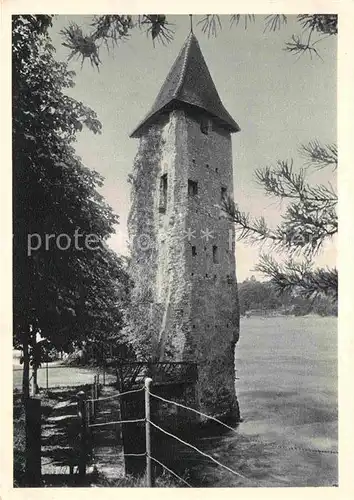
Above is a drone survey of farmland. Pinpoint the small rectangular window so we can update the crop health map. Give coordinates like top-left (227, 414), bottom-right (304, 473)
top-left (201, 117), bottom-right (210, 135)
top-left (221, 187), bottom-right (227, 202)
top-left (213, 245), bottom-right (219, 264)
top-left (159, 174), bottom-right (167, 213)
top-left (192, 246), bottom-right (197, 257)
top-left (188, 179), bottom-right (198, 196)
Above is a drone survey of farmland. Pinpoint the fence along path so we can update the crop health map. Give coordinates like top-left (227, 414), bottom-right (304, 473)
top-left (79, 378), bottom-right (338, 486)
top-left (85, 379), bottom-right (257, 486)
top-left (40, 373), bottom-right (104, 479)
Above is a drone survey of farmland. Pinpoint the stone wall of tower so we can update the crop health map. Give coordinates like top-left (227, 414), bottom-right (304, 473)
top-left (183, 112), bottom-right (240, 418)
top-left (127, 108), bottom-right (240, 419)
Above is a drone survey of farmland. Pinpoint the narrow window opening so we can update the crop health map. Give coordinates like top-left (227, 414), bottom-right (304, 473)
top-left (215, 167), bottom-right (219, 173)
top-left (205, 273), bottom-right (208, 278)
top-left (200, 117), bottom-right (210, 135)
top-left (192, 325), bottom-right (196, 329)
top-left (192, 246), bottom-right (197, 257)
top-left (213, 245), bottom-right (219, 264)
top-left (206, 163), bottom-right (209, 168)
top-left (159, 174), bottom-right (167, 213)
top-left (188, 179), bottom-right (198, 196)
top-left (221, 187), bottom-right (227, 202)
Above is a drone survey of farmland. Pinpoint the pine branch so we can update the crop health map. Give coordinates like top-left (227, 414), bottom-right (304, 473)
top-left (138, 15), bottom-right (174, 46)
top-left (198, 15), bottom-right (223, 37)
top-left (61, 15), bottom-right (172, 68)
top-left (300, 141), bottom-right (337, 170)
top-left (256, 159), bottom-right (337, 205)
top-left (60, 14), bottom-right (337, 68)
top-left (297, 14), bottom-right (337, 35)
top-left (284, 34), bottom-right (323, 61)
top-left (264, 15), bottom-right (287, 32)
top-left (222, 197), bottom-right (280, 245)
top-left (256, 254), bottom-right (338, 299)
top-left (229, 15), bottom-right (256, 30)
top-left (223, 188), bottom-right (337, 257)
top-left (60, 23), bottom-right (101, 70)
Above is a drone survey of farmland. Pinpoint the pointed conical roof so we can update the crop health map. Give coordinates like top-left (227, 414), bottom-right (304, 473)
top-left (130, 32), bottom-right (240, 137)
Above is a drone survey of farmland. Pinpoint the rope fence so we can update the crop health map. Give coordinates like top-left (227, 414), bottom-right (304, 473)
top-left (150, 391), bottom-right (238, 433)
top-left (123, 451), bottom-right (193, 487)
top-left (149, 390), bottom-right (338, 456)
top-left (273, 442), bottom-right (338, 455)
top-left (87, 387), bottom-right (143, 403)
top-left (75, 376), bottom-right (337, 487)
top-left (147, 419), bottom-right (251, 482)
top-left (149, 455), bottom-right (192, 487)
top-left (88, 418), bottom-right (144, 428)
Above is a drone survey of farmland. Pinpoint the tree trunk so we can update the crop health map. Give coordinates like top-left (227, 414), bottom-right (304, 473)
top-left (22, 332), bottom-right (30, 400)
top-left (31, 366), bottom-right (38, 396)
top-left (31, 334), bottom-right (39, 395)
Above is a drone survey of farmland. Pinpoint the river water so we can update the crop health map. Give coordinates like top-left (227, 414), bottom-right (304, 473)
top-left (180, 315), bottom-right (337, 487)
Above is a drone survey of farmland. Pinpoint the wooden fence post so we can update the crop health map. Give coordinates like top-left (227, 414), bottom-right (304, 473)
top-left (25, 397), bottom-right (41, 486)
top-left (145, 378), bottom-right (153, 487)
top-left (96, 374), bottom-right (99, 399)
top-left (95, 375), bottom-right (99, 413)
top-left (91, 379), bottom-right (96, 418)
top-left (44, 360), bottom-right (49, 391)
top-left (77, 391), bottom-right (87, 480)
top-left (86, 398), bottom-right (91, 428)
top-left (102, 364), bottom-right (106, 386)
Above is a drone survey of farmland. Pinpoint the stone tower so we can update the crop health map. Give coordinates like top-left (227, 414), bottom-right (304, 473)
top-left (127, 32), bottom-right (241, 420)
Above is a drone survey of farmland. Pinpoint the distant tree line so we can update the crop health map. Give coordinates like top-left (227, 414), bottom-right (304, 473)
top-left (238, 276), bottom-right (337, 317)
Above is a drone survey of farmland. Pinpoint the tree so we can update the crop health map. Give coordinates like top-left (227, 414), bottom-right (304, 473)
top-left (238, 277), bottom-right (283, 315)
top-left (60, 14), bottom-right (337, 69)
top-left (237, 277), bottom-right (336, 317)
top-left (224, 142), bottom-right (337, 299)
top-left (12, 15), bottom-right (130, 398)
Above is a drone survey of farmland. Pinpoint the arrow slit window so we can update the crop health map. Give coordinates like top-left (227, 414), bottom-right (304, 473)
top-left (213, 245), bottom-right (219, 264)
top-left (221, 186), bottom-right (227, 202)
top-left (159, 174), bottom-right (168, 213)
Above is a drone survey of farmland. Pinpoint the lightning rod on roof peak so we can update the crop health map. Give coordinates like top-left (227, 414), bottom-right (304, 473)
top-left (189, 14), bottom-right (193, 33)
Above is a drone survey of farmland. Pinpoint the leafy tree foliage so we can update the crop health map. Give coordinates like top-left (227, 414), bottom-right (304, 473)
top-left (12, 15), bottom-right (130, 397)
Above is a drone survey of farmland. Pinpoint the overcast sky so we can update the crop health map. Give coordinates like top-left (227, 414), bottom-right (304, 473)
top-left (49, 15), bottom-right (337, 281)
